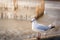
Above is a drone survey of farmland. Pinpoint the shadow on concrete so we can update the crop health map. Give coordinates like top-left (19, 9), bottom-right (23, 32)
top-left (45, 0), bottom-right (60, 1)
top-left (41, 36), bottom-right (60, 40)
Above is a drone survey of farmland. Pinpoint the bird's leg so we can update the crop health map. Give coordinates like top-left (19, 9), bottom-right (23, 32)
top-left (37, 32), bottom-right (41, 40)
top-left (44, 33), bottom-right (47, 38)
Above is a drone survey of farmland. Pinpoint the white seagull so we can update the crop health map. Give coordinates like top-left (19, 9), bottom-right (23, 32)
top-left (31, 18), bottom-right (55, 40)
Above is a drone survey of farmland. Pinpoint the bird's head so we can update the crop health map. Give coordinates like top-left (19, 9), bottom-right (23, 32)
top-left (31, 18), bottom-right (36, 22)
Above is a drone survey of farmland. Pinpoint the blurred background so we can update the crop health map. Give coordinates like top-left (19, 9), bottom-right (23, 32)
top-left (0, 0), bottom-right (60, 40)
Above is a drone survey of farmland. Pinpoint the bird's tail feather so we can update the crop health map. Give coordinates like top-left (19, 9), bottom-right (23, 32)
top-left (48, 24), bottom-right (55, 29)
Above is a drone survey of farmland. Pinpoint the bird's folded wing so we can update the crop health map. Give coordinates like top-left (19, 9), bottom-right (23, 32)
top-left (36, 24), bottom-right (50, 31)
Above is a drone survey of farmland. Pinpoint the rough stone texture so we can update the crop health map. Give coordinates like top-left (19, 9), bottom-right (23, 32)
top-left (0, 19), bottom-right (60, 40)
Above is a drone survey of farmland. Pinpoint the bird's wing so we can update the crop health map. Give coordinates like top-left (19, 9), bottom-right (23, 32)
top-left (36, 23), bottom-right (50, 31)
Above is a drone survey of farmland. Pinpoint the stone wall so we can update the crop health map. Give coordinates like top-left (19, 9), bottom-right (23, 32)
top-left (0, 0), bottom-right (60, 21)
top-left (0, 5), bottom-right (36, 20)
top-left (0, 0), bottom-right (39, 20)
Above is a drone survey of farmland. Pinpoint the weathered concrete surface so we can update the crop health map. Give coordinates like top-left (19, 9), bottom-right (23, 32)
top-left (0, 19), bottom-right (60, 40)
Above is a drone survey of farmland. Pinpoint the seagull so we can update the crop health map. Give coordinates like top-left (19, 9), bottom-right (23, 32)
top-left (31, 18), bottom-right (55, 40)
